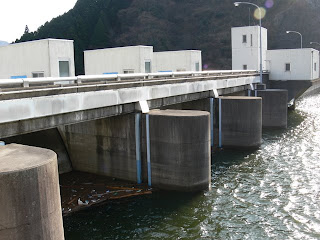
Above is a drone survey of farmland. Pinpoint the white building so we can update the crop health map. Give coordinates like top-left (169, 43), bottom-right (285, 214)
top-left (267, 49), bottom-right (319, 80)
top-left (0, 39), bottom-right (75, 79)
top-left (84, 46), bottom-right (202, 75)
top-left (153, 50), bottom-right (202, 72)
top-left (232, 26), bottom-right (268, 71)
top-left (232, 26), bottom-right (319, 81)
top-left (84, 45), bottom-right (153, 75)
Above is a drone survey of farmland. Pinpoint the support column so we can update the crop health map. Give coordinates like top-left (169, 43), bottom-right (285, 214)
top-left (217, 96), bottom-right (262, 149)
top-left (135, 113), bottom-right (142, 184)
top-left (145, 113), bottom-right (152, 187)
top-left (210, 98), bottom-right (214, 148)
top-left (148, 109), bottom-right (211, 192)
top-left (255, 89), bottom-right (288, 128)
top-left (0, 144), bottom-right (64, 240)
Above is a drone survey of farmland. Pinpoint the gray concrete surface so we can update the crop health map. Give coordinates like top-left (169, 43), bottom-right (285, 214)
top-left (218, 96), bottom-right (262, 149)
top-left (0, 144), bottom-right (64, 240)
top-left (3, 128), bottom-right (72, 174)
top-left (60, 114), bottom-right (138, 182)
top-left (148, 110), bottom-right (211, 191)
top-left (256, 89), bottom-right (288, 128)
top-left (0, 74), bottom-right (258, 139)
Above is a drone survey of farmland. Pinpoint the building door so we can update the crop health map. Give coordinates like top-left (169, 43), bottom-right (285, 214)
top-left (59, 61), bottom-right (70, 77)
top-left (145, 60), bottom-right (151, 73)
top-left (195, 62), bottom-right (200, 71)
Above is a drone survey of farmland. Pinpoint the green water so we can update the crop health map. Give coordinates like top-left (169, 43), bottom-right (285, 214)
top-left (64, 92), bottom-right (320, 240)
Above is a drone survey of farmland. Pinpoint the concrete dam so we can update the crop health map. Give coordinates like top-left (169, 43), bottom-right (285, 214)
top-left (1, 70), bottom-right (320, 239)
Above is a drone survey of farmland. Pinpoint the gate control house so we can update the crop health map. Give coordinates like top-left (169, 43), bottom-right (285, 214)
top-left (153, 50), bottom-right (202, 72)
top-left (0, 39), bottom-right (75, 79)
top-left (232, 26), bottom-right (319, 81)
top-left (84, 46), bottom-right (202, 75)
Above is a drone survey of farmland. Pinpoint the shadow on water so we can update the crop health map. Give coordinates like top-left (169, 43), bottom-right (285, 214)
top-left (64, 190), bottom-right (204, 240)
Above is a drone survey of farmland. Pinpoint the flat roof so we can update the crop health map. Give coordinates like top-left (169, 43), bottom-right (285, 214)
top-left (267, 48), bottom-right (318, 52)
top-left (0, 38), bottom-right (74, 48)
top-left (154, 50), bottom-right (201, 54)
top-left (231, 25), bottom-right (267, 30)
top-left (84, 45), bottom-right (153, 53)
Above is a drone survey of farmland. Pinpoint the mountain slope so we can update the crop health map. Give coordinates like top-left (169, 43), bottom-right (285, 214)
top-left (16, 0), bottom-right (320, 75)
top-left (0, 41), bottom-right (9, 46)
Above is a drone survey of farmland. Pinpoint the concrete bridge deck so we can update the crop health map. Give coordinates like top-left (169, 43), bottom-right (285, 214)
top-left (0, 70), bottom-right (259, 138)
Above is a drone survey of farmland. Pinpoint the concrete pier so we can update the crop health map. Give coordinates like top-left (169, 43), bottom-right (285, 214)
top-left (217, 96), bottom-right (262, 149)
top-left (149, 110), bottom-right (211, 191)
top-left (0, 144), bottom-right (64, 240)
top-left (255, 89), bottom-right (288, 128)
top-left (61, 110), bottom-right (211, 192)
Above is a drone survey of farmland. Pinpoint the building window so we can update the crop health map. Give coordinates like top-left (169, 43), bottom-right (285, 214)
top-left (242, 35), bottom-right (247, 43)
top-left (145, 61), bottom-right (151, 73)
top-left (243, 65), bottom-right (248, 70)
top-left (124, 69), bottom-right (134, 74)
top-left (195, 62), bottom-right (200, 71)
top-left (32, 72), bottom-right (44, 78)
top-left (315, 63), bottom-right (317, 71)
top-left (250, 34), bottom-right (253, 47)
top-left (285, 63), bottom-right (291, 72)
top-left (59, 61), bottom-right (70, 77)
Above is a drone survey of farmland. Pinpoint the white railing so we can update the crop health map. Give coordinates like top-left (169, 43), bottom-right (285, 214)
top-left (0, 70), bottom-right (258, 89)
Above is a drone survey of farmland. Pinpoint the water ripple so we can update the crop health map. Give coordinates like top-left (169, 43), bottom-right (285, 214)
top-left (64, 93), bottom-right (320, 240)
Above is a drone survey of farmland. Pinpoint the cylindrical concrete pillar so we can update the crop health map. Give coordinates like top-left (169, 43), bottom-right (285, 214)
top-left (218, 96), bottom-right (262, 149)
top-left (256, 89), bottom-right (288, 128)
top-left (149, 110), bottom-right (211, 192)
top-left (0, 144), bottom-right (64, 240)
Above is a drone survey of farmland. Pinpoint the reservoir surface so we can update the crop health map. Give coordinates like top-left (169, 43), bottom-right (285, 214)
top-left (64, 92), bottom-right (320, 240)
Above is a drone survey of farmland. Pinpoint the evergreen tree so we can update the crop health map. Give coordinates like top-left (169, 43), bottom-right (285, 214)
top-left (24, 25), bottom-right (29, 34)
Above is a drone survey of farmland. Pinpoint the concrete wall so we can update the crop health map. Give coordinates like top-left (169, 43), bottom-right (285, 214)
top-left (0, 39), bottom-right (75, 79)
top-left (232, 26), bottom-right (268, 71)
top-left (84, 45), bottom-right (153, 75)
top-left (60, 114), bottom-right (138, 182)
top-left (267, 48), bottom-right (319, 80)
top-left (153, 50), bottom-right (202, 72)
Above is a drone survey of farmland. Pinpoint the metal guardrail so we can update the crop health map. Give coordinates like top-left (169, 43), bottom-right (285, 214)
top-left (0, 70), bottom-right (258, 90)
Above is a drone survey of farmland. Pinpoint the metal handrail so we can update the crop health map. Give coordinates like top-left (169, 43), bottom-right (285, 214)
top-left (0, 70), bottom-right (258, 89)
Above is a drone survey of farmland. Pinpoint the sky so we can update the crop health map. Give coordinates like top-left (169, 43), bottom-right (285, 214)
top-left (0, 0), bottom-right (78, 43)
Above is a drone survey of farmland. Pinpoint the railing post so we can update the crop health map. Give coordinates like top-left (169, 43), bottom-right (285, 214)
top-left (22, 80), bottom-right (29, 88)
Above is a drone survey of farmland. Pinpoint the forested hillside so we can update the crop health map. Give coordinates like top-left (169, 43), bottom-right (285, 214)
top-left (16, 0), bottom-right (320, 75)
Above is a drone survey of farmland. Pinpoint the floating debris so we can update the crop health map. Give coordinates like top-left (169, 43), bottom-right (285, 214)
top-left (60, 171), bottom-right (153, 216)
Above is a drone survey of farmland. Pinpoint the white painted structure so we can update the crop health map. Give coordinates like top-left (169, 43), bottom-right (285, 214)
top-left (84, 45), bottom-right (153, 75)
top-left (84, 46), bottom-right (202, 75)
top-left (0, 39), bottom-right (75, 79)
top-left (232, 26), bottom-right (320, 80)
top-left (232, 26), bottom-right (268, 71)
top-left (267, 49), bottom-right (319, 80)
top-left (153, 50), bottom-right (202, 72)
